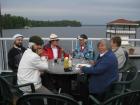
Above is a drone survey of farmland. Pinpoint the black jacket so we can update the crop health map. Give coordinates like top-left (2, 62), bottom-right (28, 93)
top-left (8, 46), bottom-right (26, 72)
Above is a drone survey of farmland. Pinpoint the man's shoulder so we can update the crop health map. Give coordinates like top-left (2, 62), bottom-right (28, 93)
top-left (8, 47), bottom-right (17, 53)
top-left (118, 47), bottom-right (125, 53)
top-left (22, 49), bottom-right (40, 63)
top-left (9, 47), bottom-right (16, 50)
top-left (24, 49), bottom-right (38, 57)
top-left (106, 50), bottom-right (113, 55)
top-left (106, 50), bottom-right (117, 59)
top-left (44, 43), bottom-right (51, 49)
top-left (115, 47), bottom-right (125, 55)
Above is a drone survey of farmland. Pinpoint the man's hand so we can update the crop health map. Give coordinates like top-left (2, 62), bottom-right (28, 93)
top-left (78, 65), bottom-right (83, 68)
top-left (77, 65), bottom-right (84, 75)
top-left (89, 60), bottom-right (96, 65)
top-left (39, 71), bottom-right (44, 75)
top-left (36, 48), bottom-right (43, 56)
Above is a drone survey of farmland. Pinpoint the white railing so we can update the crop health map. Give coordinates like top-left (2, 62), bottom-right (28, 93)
top-left (1, 37), bottom-right (140, 41)
top-left (1, 37), bottom-right (140, 70)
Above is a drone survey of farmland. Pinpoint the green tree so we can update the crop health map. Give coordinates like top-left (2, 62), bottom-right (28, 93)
top-left (1, 14), bottom-right (82, 29)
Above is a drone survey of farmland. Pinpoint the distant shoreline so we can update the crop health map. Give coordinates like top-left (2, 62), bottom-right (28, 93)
top-left (2, 25), bottom-right (107, 30)
top-left (1, 14), bottom-right (82, 29)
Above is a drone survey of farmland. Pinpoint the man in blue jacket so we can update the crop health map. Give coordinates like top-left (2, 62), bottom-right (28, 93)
top-left (80, 39), bottom-right (119, 101)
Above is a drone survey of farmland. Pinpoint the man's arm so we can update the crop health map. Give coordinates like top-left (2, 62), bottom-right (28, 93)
top-left (8, 49), bottom-right (16, 70)
top-left (81, 57), bottom-right (111, 74)
top-left (32, 55), bottom-right (48, 71)
top-left (117, 53), bottom-right (126, 69)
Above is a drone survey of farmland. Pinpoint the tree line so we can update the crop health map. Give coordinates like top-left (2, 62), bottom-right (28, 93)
top-left (1, 14), bottom-right (82, 29)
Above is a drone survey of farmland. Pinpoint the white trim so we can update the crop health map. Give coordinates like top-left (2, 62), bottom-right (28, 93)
top-left (108, 23), bottom-right (139, 26)
top-left (107, 30), bottom-right (136, 34)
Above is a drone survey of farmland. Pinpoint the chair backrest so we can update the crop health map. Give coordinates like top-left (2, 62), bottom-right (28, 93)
top-left (121, 64), bottom-right (138, 83)
top-left (103, 90), bottom-right (140, 105)
top-left (112, 65), bottom-right (138, 95)
top-left (0, 76), bottom-right (13, 105)
top-left (124, 50), bottom-right (128, 62)
top-left (119, 50), bottom-right (131, 72)
top-left (16, 93), bottom-right (80, 105)
top-left (119, 50), bottom-right (138, 83)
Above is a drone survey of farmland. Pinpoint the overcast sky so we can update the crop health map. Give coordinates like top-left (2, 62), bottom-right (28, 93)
top-left (1, 0), bottom-right (140, 24)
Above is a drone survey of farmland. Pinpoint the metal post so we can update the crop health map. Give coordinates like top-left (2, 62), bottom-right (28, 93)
top-left (135, 26), bottom-right (137, 46)
top-left (0, 2), bottom-right (6, 70)
top-left (72, 40), bottom-right (74, 52)
top-left (106, 25), bottom-right (108, 38)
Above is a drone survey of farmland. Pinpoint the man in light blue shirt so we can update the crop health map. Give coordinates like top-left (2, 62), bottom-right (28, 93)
top-left (73, 34), bottom-right (95, 60)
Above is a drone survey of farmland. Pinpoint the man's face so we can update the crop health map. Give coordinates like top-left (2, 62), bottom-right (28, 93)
top-left (14, 37), bottom-right (23, 47)
top-left (111, 40), bottom-right (117, 49)
top-left (51, 40), bottom-right (59, 46)
top-left (32, 44), bottom-right (43, 54)
top-left (98, 42), bottom-right (107, 54)
top-left (79, 39), bottom-right (85, 46)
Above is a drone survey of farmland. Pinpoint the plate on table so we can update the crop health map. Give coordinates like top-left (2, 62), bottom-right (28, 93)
top-left (75, 63), bottom-right (91, 70)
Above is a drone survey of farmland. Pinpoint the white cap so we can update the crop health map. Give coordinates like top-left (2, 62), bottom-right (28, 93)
top-left (13, 34), bottom-right (24, 40)
top-left (49, 34), bottom-right (59, 41)
top-left (77, 35), bottom-right (83, 40)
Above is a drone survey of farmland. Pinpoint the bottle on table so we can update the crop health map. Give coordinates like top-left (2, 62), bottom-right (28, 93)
top-left (64, 57), bottom-right (69, 71)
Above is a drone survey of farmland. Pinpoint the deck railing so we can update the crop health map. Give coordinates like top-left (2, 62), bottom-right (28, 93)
top-left (0, 37), bottom-right (140, 70)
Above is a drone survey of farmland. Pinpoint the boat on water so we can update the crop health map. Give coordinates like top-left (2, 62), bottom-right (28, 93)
top-left (24, 26), bottom-right (31, 29)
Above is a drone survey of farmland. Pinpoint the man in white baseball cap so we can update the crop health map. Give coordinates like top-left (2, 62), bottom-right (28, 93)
top-left (8, 34), bottom-right (26, 85)
top-left (13, 34), bottom-right (24, 40)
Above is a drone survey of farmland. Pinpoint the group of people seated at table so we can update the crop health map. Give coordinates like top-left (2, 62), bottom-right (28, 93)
top-left (8, 33), bottom-right (127, 103)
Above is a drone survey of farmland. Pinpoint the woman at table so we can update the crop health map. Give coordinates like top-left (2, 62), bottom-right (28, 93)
top-left (41, 33), bottom-right (67, 91)
top-left (73, 34), bottom-right (95, 60)
top-left (42, 33), bottom-right (67, 61)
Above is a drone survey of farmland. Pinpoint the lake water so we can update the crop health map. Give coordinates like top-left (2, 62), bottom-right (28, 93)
top-left (2, 26), bottom-right (107, 38)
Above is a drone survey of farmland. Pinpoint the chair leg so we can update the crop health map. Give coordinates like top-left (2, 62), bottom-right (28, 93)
top-left (58, 88), bottom-right (62, 94)
top-left (13, 95), bottom-right (19, 105)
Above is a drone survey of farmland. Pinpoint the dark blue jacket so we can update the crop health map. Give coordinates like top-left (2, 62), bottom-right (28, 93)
top-left (81, 50), bottom-right (119, 94)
